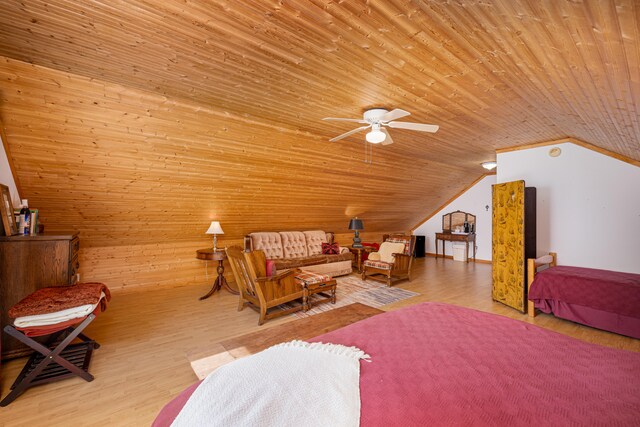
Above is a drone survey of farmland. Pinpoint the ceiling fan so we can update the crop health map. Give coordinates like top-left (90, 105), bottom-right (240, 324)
top-left (322, 108), bottom-right (439, 145)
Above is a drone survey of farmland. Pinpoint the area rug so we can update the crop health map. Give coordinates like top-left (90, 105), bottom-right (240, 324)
top-left (283, 274), bottom-right (419, 319)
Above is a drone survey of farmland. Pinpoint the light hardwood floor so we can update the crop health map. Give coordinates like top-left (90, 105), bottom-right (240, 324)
top-left (1, 257), bottom-right (638, 426)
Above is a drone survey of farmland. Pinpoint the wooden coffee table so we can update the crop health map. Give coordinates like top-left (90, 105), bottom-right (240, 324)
top-left (302, 279), bottom-right (337, 311)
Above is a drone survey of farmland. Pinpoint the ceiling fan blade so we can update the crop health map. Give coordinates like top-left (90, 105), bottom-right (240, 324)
top-left (387, 121), bottom-right (439, 133)
top-left (381, 127), bottom-right (394, 145)
top-left (380, 108), bottom-right (410, 122)
top-left (322, 117), bottom-right (368, 124)
top-left (329, 125), bottom-right (371, 142)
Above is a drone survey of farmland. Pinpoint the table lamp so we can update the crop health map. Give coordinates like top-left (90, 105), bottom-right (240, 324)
top-left (348, 217), bottom-right (364, 248)
top-left (205, 221), bottom-right (224, 252)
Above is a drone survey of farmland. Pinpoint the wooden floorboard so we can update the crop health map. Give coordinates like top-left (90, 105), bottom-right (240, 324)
top-left (0, 257), bottom-right (638, 426)
top-left (188, 303), bottom-right (383, 379)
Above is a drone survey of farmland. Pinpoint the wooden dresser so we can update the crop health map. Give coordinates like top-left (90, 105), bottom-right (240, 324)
top-left (0, 232), bottom-right (79, 360)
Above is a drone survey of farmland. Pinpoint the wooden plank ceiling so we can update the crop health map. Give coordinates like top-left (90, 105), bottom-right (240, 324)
top-left (0, 1), bottom-right (638, 287)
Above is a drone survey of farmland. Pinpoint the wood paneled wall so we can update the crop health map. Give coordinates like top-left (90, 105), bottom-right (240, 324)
top-left (0, 58), bottom-right (415, 288)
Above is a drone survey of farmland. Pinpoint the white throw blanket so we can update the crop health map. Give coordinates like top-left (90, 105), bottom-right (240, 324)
top-left (171, 340), bottom-right (370, 427)
top-left (13, 293), bottom-right (105, 328)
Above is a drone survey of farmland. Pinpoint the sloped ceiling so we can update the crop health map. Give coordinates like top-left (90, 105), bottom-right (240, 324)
top-left (0, 0), bottom-right (638, 248)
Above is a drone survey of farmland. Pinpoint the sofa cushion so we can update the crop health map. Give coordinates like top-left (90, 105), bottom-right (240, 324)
top-left (386, 237), bottom-right (412, 255)
top-left (301, 260), bottom-right (352, 277)
top-left (303, 230), bottom-right (328, 255)
top-left (363, 259), bottom-right (393, 270)
top-left (249, 232), bottom-right (284, 259)
top-left (378, 242), bottom-right (406, 263)
top-left (272, 252), bottom-right (353, 271)
top-left (324, 252), bottom-right (354, 263)
top-left (279, 231), bottom-right (308, 258)
top-left (273, 255), bottom-right (326, 270)
top-left (367, 252), bottom-right (381, 261)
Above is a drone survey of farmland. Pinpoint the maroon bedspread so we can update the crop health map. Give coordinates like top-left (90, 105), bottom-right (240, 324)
top-left (154, 303), bottom-right (640, 426)
top-left (529, 266), bottom-right (640, 318)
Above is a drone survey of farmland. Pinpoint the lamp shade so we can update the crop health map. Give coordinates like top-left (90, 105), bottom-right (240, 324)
top-left (205, 221), bottom-right (224, 235)
top-left (348, 218), bottom-right (364, 230)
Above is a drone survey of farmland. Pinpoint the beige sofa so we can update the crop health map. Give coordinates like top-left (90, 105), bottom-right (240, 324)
top-left (243, 230), bottom-right (353, 277)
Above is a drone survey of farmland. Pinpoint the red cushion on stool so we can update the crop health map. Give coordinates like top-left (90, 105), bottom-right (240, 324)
top-left (9, 282), bottom-right (110, 318)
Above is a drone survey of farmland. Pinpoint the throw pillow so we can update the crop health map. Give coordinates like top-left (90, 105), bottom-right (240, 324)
top-left (362, 242), bottom-right (380, 261)
top-left (321, 242), bottom-right (340, 255)
top-left (266, 259), bottom-right (276, 276)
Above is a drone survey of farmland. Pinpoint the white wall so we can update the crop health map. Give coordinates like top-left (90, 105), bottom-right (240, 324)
top-left (1, 133), bottom-right (21, 206)
top-left (413, 174), bottom-right (496, 261)
top-left (498, 142), bottom-right (640, 274)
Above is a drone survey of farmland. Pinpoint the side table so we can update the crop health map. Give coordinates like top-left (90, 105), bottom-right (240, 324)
top-left (196, 249), bottom-right (238, 300)
top-left (347, 246), bottom-right (375, 273)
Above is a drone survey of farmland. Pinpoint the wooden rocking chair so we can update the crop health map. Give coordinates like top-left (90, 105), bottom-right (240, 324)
top-left (361, 234), bottom-right (416, 286)
top-left (225, 246), bottom-right (304, 325)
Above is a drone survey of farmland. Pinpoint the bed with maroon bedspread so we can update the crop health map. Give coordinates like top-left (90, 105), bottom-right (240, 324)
top-left (528, 266), bottom-right (640, 339)
top-left (154, 302), bottom-right (640, 426)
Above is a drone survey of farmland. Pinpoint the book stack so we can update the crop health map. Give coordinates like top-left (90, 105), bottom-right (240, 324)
top-left (13, 208), bottom-right (39, 235)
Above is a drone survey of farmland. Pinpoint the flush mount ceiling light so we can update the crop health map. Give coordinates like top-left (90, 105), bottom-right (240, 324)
top-left (365, 124), bottom-right (386, 144)
top-left (481, 161), bottom-right (497, 170)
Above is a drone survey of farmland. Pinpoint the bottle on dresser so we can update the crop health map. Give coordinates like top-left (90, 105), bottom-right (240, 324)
top-left (19, 199), bottom-right (31, 236)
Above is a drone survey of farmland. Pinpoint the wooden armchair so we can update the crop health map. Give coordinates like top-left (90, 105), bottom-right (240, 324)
top-left (225, 246), bottom-right (304, 325)
top-left (361, 234), bottom-right (416, 287)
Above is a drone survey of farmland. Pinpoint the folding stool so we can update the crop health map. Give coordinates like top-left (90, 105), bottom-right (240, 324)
top-left (0, 312), bottom-right (100, 406)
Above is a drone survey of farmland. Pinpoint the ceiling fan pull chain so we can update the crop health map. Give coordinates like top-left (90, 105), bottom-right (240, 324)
top-left (364, 141), bottom-right (369, 164)
top-left (363, 140), bottom-right (367, 163)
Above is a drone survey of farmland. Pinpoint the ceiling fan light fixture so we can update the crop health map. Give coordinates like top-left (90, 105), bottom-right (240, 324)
top-left (324, 108), bottom-right (438, 144)
top-left (366, 129), bottom-right (386, 144)
top-left (481, 161), bottom-right (497, 170)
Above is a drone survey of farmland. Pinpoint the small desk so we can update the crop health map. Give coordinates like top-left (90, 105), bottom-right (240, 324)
top-left (434, 232), bottom-right (476, 263)
top-left (196, 249), bottom-right (238, 299)
top-left (347, 246), bottom-right (375, 273)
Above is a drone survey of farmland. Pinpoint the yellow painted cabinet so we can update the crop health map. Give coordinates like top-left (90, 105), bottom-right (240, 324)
top-left (492, 181), bottom-right (536, 313)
